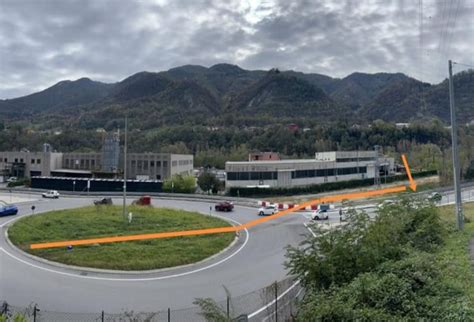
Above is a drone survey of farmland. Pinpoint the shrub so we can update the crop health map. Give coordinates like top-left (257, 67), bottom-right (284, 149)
top-left (162, 174), bottom-right (196, 193)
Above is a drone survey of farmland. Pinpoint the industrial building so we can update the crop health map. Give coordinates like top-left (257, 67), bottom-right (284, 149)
top-left (225, 151), bottom-right (394, 189)
top-left (0, 140), bottom-right (193, 181)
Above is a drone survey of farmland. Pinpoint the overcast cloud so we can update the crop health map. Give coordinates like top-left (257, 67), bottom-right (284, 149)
top-left (0, 0), bottom-right (473, 98)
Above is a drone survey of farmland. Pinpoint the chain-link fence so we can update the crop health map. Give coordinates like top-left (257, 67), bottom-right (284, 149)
top-left (1, 277), bottom-right (303, 322)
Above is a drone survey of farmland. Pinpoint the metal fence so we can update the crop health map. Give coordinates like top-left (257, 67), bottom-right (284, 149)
top-left (1, 277), bottom-right (303, 322)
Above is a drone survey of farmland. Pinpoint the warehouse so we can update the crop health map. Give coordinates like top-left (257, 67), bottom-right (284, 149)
top-left (225, 151), bottom-right (394, 189)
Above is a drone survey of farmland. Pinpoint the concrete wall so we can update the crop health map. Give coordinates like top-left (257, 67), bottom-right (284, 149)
top-left (170, 154), bottom-right (194, 177)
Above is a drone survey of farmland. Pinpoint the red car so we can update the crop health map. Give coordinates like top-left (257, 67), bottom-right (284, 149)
top-left (215, 201), bottom-right (234, 212)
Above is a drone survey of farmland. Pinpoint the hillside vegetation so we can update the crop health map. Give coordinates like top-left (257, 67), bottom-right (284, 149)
top-left (1, 65), bottom-right (472, 128)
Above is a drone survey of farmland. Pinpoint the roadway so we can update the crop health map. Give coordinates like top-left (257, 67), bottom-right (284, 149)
top-left (1, 184), bottom-right (473, 317)
top-left (0, 194), bottom-right (309, 316)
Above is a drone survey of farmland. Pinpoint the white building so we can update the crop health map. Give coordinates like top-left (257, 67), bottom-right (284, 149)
top-left (225, 151), bottom-right (394, 189)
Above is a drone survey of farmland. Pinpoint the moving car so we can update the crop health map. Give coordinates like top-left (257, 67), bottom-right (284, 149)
top-left (429, 192), bottom-right (442, 202)
top-left (215, 201), bottom-right (234, 212)
top-left (0, 200), bottom-right (18, 217)
top-left (42, 190), bottom-right (60, 198)
top-left (311, 209), bottom-right (330, 220)
top-left (94, 197), bottom-right (113, 206)
top-left (258, 205), bottom-right (278, 216)
top-left (132, 195), bottom-right (151, 206)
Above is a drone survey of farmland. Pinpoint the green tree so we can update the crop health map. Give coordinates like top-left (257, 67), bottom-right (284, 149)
top-left (197, 172), bottom-right (220, 194)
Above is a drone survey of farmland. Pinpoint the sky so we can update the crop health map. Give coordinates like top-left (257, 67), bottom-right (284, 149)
top-left (0, 0), bottom-right (473, 99)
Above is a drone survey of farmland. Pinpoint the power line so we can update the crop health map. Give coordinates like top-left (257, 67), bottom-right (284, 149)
top-left (453, 62), bottom-right (474, 68)
top-left (444, 0), bottom-right (463, 61)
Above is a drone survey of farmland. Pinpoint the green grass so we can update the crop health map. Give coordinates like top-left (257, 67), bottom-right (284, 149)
top-left (437, 202), bottom-right (474, 305)
top-left (8, 206), bottom-right (235, 270)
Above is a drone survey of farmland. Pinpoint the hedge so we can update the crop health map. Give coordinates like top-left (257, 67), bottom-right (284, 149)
top-left (7, 178), bottom-right (31, 188)
top-left (227, 170), bottom-right (437, 197)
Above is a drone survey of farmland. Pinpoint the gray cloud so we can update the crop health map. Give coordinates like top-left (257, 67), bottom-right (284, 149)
top-left (0, 0), bottom-right (472, 98)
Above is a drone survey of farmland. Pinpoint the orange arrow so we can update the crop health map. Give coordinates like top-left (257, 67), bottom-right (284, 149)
top-left (30, 184), bottom-right (407, 250)
top-left (401, 154), bottom-right (417, 191)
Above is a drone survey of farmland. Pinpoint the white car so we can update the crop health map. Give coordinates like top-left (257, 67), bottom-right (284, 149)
top-left (42, 190), bottom-right (60, 199)
top-left (311, 208), bottom-right (341, 220)
top-left (258, 205), bottom-right (279, 216)
top-left (6, 177), bottom-right (17, 183)
top-left (311, 209), bottom-right (329, 220)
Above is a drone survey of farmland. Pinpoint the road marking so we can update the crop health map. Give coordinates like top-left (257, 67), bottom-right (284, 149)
top-left (30, 185), bottom-right (409, 249)
top-left (248, 280), bottom-right (301, 319)
top-left (303, 223), bottom-right (316, 237)
top-left (0, 216), bottom-right (20, 228)
top-left (0, 220), bottom-right (250, 282)
top-left (401, 154), bottom-right (417, 191)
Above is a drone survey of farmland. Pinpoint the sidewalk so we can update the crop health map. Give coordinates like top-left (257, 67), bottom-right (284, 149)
top-left (0, 193), bottom-right (38, 204)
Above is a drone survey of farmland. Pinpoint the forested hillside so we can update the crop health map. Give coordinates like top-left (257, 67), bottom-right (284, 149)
top-left (1, 64), bottom-right (472, 129)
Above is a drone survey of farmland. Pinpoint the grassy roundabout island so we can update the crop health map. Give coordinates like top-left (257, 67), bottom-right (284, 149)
top-left (8, 206), bottom-right (236, 271)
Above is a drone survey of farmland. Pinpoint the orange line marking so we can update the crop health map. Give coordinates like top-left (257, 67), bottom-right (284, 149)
top-left (30, 185), bottom-right (407, 250)
top-left (401, 154), bottom-right (417, 191)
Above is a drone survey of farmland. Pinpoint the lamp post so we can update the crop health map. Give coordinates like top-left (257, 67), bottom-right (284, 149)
top-left (448, 60), bottom-right (463, 230)
top-left (123, 117), bottom-right (128, 220)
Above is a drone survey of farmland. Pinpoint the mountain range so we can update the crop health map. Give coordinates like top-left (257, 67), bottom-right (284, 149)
top-left (1, 64), bottom-right (472, 129)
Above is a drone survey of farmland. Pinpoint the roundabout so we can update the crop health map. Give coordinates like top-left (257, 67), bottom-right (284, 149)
top-left (0, 193), bottom-right (308, 315)
top-left (8, 205), bottom-right (236, 271)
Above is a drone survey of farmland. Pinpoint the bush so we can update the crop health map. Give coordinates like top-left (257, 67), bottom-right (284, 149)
top-left (286, 197), bottom-right (445, 291)
top-left (162, 174), bottom-right (196, 193)
top-left (286, 198), bottom-right (471, 321)
top-left (7, 178), bottom-right (30, 188)
top-left (296, 253), bottom-right (473, 321)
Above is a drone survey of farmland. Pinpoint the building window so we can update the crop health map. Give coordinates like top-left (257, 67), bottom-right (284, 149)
top-left (20, 158), bottom-right (24, 162)
top-left (156, 161), bottom-right (161, 167)
top-left (150, 161), bottom-right (155, 167)
top-left (163, 161), bottom-right (168, 167)
top-left (172, 161), bottom-right (177, 167)
top-left (37, 159), bottom-right (41, 164)
top-left (91, 160), bottom-right (95, 167)
top-left (227, 171), bottom-right (277, 181)
top-left (4, 158), bottom-right (7, 162)
top-left (131, 160), bottom-right (136, 167)
top-left (31, 159), bottom-right (35, 164)
top-left (15, 158), bottom-right (18, 162)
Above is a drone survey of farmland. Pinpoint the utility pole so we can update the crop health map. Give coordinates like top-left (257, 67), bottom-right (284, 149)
top-left (122, 117), bottom-right (128, 220)
top-left (448, 60), bottom-right (463, 230)
top-left (374, 145), bottom-right (381, 187)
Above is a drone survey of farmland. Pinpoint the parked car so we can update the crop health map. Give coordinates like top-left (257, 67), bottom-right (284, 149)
top-left (6, 177), bottom-right (17, 183)
top-left (0, 200), bottom-right (18, 217)
top-left (429, 192), bottom-right (442, 202)
top-left (258, 205), bottom-right (279, 216)
top-left (42, 190), bottom-right (60, 198)
top-left (215, 201), bottom-right (234, 212)
top-left (93, 197), bottom-right (113, 206)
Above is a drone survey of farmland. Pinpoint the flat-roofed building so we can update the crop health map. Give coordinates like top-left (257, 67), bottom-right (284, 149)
top-left (0, 150), bottom-right (193, 180)
top-left (0, 151), bottom-right (63, 178)
top-left (225, 151), bottom-right (394, 189)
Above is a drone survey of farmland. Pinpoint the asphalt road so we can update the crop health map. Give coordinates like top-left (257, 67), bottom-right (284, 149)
top-left (1, 185), bottom-right (473, 316)
top-left (0, 194), bottom-right (309, 314)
